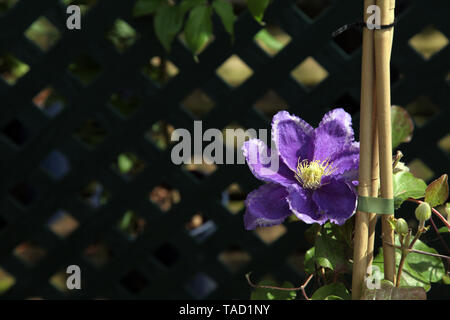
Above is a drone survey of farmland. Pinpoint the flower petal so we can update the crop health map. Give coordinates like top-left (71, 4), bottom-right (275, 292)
top-left (313, 108), bottom-right (355, 162)
top-left (286, 184), bottom-right (327, 225)
top-left (330, 141), bottom-right (359, 182)
top-left (242, 139), bottom-right (296, 187)
top-left (312, 178), bottom-right (357, 225)
top-left (244, 183), bottom-right (291, 230)
top-left (272, 111), bottom-right (314, 171)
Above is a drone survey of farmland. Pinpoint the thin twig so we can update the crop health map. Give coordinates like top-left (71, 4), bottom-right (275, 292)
top-left (385, 242), bottom-right (450, 260)
top-left (245, 272), bottom-right (314, 300)
top-left (429, 216), bottom-right (450, 257)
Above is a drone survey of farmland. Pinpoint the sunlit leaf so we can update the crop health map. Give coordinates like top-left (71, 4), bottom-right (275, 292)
top-left (425, 174), bottom-right (449, 208)
top-left (393, 171), bottom-right (427, 209)
top-left (212, 0), bottom-right (236, 37)
top-left (154, 4), bottom-right (184, 52)
top-left (310, 282), bottom-right (350, 300)
top-left (184, 5), bottom-right (213, 55)
top-left (246, 0), bottom-right (270, 23)
top-left (391, 106), bottom-right (414, 149)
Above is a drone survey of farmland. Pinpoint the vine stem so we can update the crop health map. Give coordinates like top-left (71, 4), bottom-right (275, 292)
top-left (245, 273), bottom-right (314, 300)
top-left (407, 198), bottom-right (450, 229)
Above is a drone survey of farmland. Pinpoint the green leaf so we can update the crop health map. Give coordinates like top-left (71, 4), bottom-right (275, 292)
top-left (133, 0), bottom-right (163, 17)
top-left (310, 283), bottom-right (350, 300)
top-left (393, 171), bottom-right (427, 209)
top-left (443, 274), bottom-right (450, 285)
top-left (154, 4), bottom-right (185, 52)
top-left (425, 174), bottom-right (449, 208)
top-left (438, 226), bottom-right (449, 234)
top-left (212, 0), bottom-right (236, 37)
top-left (184, 5), bottom-right (213, 55)
top-left (315, 227), bottom-right (350, 272)
top-left (391, 106), bottom-right (414, 150)
top-left (179, 0), bottom-right (207, 14)
top-left (250, 280), bottom-right (296, 300)
top-left (254, 29), bottom-right (284, 51)
top-left (246, 0), bottom-right (270, 23)
top-left (304, 247), bottom-right (315, 274)
top-left (373, 236), bottom-right (445, 291)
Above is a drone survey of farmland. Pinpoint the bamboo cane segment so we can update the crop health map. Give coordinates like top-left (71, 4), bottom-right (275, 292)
top-left (374, 0), bottom-right (396, 284)
top-left (351, 0), bottom-right (376, 300)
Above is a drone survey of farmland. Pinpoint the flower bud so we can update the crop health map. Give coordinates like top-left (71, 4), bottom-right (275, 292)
top-left (395, 218), bottom-right (409, 235)
top-left (415, 202), bottom-right (432, 222)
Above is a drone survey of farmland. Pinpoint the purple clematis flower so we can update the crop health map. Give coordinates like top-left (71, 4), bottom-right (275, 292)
top-left (242, 109), bottom-right (359, 230)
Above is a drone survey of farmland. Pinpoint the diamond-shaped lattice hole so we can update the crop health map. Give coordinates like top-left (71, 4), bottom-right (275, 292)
top-left (109, 90), bottom-right (141, 118)
top-left (74, 118), bottom-right (108, 147)
top-left (112, 152), bottom-right (146, 179)
top-left (0, 267), bottom-right (16, 295)
top-left (409, 25), bottom-right (449, 60)
top-left (146, 120), bottom-right (176, 150)
top-left (333, 93), bottom-right (359, 115)
top-left (80, 181), bottom-right (111, 209)
top-left (0, 53), bottom-right (30, 85)
top-left (149, 183), bottom-right (181, 212)
top-left (254, 90), bottom-right (289, 119)
top-left (333, 27), bottom-right (362, 55)
top-left (0, 0), bottom-right (19, 15)
top-left (49, 270), bottom-right (70, 294)
top-left (183, 162), bottom-right (218, 180)
top-left (117, 210), bottom-right (147, 241)
top-left (185, 272), bottom-right (217, 299)
top-left (40, 150), bottom-right (71, 180)
top-left (153, 243), bottom-right (180, 268)
top-left (185, 212), bottom-right (217, 243)
top-left (13, 241), bottom-right (47, 266)
top-left (218, 245), bottom-right (251, 273)
top-left (216, 55), bottom-right (253, 87)
top-left (120, 269), bottom-right (149, 294)
top-left (182, 89), bottom-right (215, 119)
top-left (408, 159), bottom-right (435, 182)
top-left (83, 241), bottom-right (113, 268)
top-left (9, 182), bottom-right (37, 207)
top-left (438, 134), bottom-right (450, 154)
top-left (255, 224), bottom-right (287, 244)
top-left (107, 19), bottom-right (140, 53)
top-left (25, 16), bottom-right (61, 52)
top-left (2, 118), bottom-right (29, 147)
top-left (47, 210), bottom-right (79, 238)
top-left (287, 247), bottom-right (306, 273)
top-left (223, 183), bottom-right (245, 215)
top-left (33, 87), bottom-right (66, 117)
top-left (255, 25), bottom-right (291, 56)
top-left (296, 0), bottom-right (331, 19)
top-left (142, 57), bottom-right (179, 85)
top-left (291, 57), bottom-right (328, 89)
top-left (406, 96), bottom-right (440, 127)
top-left (68, 54), bottom-right (102, 85)
top-left (222, 122), bottom-right (255, 153)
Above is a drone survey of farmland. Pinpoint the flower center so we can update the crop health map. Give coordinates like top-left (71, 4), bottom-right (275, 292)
top-left (295, 158), bottom-right (336, 190)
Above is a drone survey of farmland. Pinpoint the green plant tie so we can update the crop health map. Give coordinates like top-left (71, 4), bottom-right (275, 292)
top-left (357, 196), bottom-right (394, 215)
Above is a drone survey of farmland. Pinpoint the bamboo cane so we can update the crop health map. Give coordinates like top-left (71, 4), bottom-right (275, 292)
top-left (374, 0), bottom-right (396, 284)
top-left (351, 0), bottom-right (376, 300)
top-left (367, 90), bottom-right (379, 270)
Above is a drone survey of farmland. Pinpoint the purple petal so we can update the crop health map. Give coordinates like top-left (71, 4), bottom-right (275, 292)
top-left (272, 111), bottom-right (314, 171)
top-left (242, 139), bottom-right (296, 187)
top-left (286, 184), bottom-right (327, 225)
top-left (313, 108), bottom-right (355, 162)
top-left (330, 141), bottom-right (359, 179)
top-left (244, 183), bottom-right (291, 230)
top-left (312, 178), bottom-right (357, 225)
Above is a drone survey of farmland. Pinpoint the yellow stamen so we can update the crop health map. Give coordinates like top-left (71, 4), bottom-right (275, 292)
top-left (295, 158), bottom-right (336, 190)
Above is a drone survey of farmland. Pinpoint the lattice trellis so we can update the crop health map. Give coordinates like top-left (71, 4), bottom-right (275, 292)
top-left (0, 0), bottom-right (448, 299)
